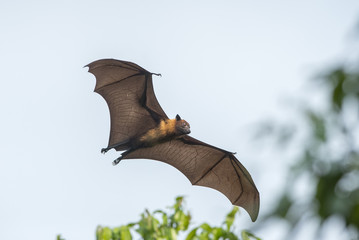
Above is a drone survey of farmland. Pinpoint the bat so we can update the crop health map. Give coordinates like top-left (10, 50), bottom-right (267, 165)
top-left (86, 59), bottom-right (260, 221)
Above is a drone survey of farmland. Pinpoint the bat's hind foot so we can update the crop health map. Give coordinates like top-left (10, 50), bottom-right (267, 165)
top-left (112, 156), bottom-right (123, 166)
top-left (102, 140), bottom-right (130, 154)
top-left (112, 149), bottom-right (132, 166)
top-left (101, 147), bottom-right (109, 154)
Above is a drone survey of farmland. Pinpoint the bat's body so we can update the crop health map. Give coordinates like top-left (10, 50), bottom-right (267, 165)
top-left (138, 116), bottom-right (190, 146)
top-left (87, 59), bottom-right (260, 222)
top-left (102, 115), bottom-right (191, 165)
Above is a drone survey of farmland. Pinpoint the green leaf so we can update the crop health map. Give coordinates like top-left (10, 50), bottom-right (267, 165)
top-left (329, 69), bottom-right (346, 111)
top-left (199, 223), bottom-right (212, 232)
top-left (173, 196), bottom-right (184, 211)
top-left (162, 213), bottom-right (168, 226)
top-left (185, 228), bottom-right (198, 240)
top-left (56, 235), bottom-right (65, 240)
top-left (96, 227), bottom-right (112, 240)
top-left (120, 226), bottom-right (132, 240)
top-left (348, 201), bottom-right (359, 228)
top-left (212, 227), bottom-right (224, 240)
top-left (272, 194), bottom-right (292, 218)
top-left (241, 230), bottom-right (261, 240)
top-left (225, 206), bottom-right (239, 231)
top-left (315, 168), bottom-right (343, 219)
top-left (306, 110), bottom-right (326, 142)
top-left (170, 228), bottom-right (177, 240)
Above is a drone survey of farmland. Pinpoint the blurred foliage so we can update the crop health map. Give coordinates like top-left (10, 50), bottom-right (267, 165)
top-left (56, 235), bottom-right (65, 240)
top-left (255, 63), bottom-right (359, 239)
top-left (93, 197), bottom-right (260, 240)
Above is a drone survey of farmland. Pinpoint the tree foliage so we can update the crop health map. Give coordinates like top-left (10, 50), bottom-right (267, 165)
top-left (256, 61), bottom-right (359, 239)
top-left (93, 197), bottom-right (260, 240)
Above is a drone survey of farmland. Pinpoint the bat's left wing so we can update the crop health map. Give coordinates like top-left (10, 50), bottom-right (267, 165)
top-left (86, 59), bottom-right (168, 151)
top-left (122, 135), bottom-right (260, 222)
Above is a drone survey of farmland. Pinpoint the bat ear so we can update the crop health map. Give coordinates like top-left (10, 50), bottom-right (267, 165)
top-left (176, 114), bottom-right (182, 121)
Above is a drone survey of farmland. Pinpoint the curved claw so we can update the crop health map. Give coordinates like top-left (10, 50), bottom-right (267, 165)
top-left (152, 72), bottom-right (162, 77)
top-left (112, 156), bottom-right (122, 166)
top-left (101, 148), bottom-right (108, 154)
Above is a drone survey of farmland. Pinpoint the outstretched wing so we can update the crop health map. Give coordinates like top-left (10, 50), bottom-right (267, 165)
top-left (86, 59), bottom-right (168, 150)
top-left (123, 135), bottom-right (260, 222)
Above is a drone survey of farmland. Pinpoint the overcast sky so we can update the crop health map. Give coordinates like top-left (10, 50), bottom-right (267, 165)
top-left (1, 1), bottom-right (359, 240)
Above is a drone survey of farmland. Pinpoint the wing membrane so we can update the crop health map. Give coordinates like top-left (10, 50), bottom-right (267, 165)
top-left (87, 59), bottom-right (168, 148)
top-left (123, 135), bottom-right (260, 221)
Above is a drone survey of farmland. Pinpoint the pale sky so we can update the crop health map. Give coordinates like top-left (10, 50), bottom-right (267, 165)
top-left (1, 1), bottom-right (359, 240)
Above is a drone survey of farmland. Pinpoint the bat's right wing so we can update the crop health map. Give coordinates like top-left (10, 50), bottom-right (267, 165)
top-left (122, 135), bottom-right (260, 222)
top-left (86, 59), bottom-right (168, 150)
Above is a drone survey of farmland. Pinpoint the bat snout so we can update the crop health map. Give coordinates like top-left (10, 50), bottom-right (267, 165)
top-left (184, 128), bottom-right (191, 134)
top-left (179, 127), bottom-right (191, 135)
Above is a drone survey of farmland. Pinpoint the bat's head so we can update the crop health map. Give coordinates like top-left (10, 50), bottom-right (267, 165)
top-left (175, 114), bottom-right (191, 135)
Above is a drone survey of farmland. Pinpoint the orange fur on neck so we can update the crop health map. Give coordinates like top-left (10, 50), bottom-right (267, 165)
top-left (140, 119), bottom-right (177, 145)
